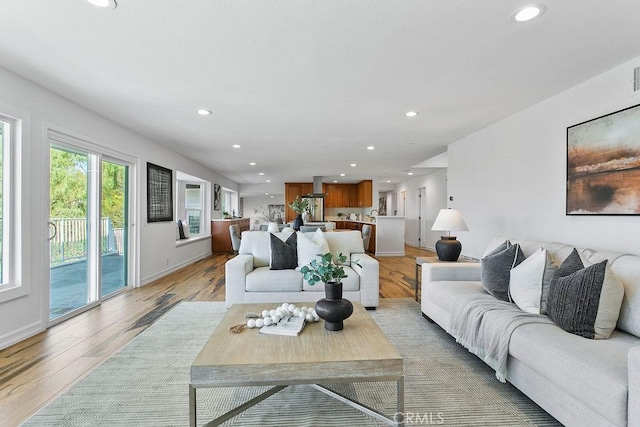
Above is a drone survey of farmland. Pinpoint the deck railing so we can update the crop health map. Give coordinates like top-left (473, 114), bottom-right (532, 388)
top-left (49, 217), bottom-right (123, 267)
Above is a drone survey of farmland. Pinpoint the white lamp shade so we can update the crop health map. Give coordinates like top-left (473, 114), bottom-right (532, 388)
top-left (431, 209), bottom-right (468, 232)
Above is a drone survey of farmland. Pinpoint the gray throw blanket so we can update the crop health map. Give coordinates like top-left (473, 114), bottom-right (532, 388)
top-left (450, 294), bottom-right (555, 382)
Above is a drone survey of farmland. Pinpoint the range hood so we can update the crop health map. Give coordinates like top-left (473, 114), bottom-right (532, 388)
top-left (303, 176), bottom-right (326, 198)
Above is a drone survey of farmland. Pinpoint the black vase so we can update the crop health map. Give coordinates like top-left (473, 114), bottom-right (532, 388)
top-left (315, 282), bottom-right (354, 331)
top-left (435, 236), bottom-right (462, 261)
top-left (293, 214), bottom-right (303, 231)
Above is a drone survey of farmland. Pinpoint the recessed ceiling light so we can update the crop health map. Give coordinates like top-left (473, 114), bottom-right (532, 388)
top-left (387, 180), bottom-right (391, 183)
top-left (333, 180), bottom-right (338, 183)
top-left (511, 5), bottom-right (546, 22)
top-left (405, 111), bottom-right (418, 117)
top-left (232, 144), bottom-right (241, 148)
top-left (249, 162), bottom-right (256, 166)
top-left (265, 193), bottom-right (269, 196)
top-left (408, 172), bottom-right (414, 175)
top-left (87, 0), bottom-right (117, 9)
top-left (340, 173), bottom-right (346, 177)
top-left (270, 195), bottom-right (274, 198)
top-left (266, 179), bottom-right (271, 183)
top-left (350, 163), bottom-right (357, 167)
top-left (367, 146), bottom-right (375, 150)
top-left (259, 172), bottom-right (265, 176)
top-left (196, 109), bottom-right (212, 116)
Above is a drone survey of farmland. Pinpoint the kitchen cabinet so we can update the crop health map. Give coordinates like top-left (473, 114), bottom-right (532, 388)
top-left (284, 182), bottom-right (313, 222)
top-left (323, 183), bottom-right (344, 208)
top-left (211, 218), bottom-right (250, 253)
top-left (357, 180), bottom-right (373, 207)
top-left (345, 184), bottom-right (358, 207)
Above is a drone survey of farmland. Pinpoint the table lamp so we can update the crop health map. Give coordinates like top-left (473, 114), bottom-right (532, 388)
top-left (431, 208), bottom-right (468, 261)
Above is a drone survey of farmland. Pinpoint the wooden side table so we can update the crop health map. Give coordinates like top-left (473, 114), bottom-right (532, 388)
top-left (415, 256), bottom-right (478, 301)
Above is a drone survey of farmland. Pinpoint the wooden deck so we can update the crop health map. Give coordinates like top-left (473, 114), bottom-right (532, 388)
top-left (0, 245), bottom-right (433, 426)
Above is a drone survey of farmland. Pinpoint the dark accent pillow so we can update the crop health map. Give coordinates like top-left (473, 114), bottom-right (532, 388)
top-left (546, 248), bottom-right (624, 339)
top-left (177, 220), bottom-right (186, 239)
top-left (270, 232), bottom-right (298, 270)
top-left (547, 258), bottom-right (606, 339)
top-left (485, 240), bottom-right (511, 257)
top-left (481, 243), bottom-right (525, 301)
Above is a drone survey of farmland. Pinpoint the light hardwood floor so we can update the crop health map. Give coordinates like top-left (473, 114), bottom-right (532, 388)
top-left (0, 245), bottom-right (434, 426)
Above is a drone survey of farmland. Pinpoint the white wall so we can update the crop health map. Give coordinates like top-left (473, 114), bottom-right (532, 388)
top-left (0, 66), bottom-right (237, 349)
top-left (394, 169), bottom-right (448, 249)
top-left (448, 56), bottom-right (640, 259)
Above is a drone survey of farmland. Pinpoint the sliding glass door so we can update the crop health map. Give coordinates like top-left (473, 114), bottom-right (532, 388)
top-left (100, 159), bottom-right (129, 298)
top-left (49, 144), bottom-right (132, 321)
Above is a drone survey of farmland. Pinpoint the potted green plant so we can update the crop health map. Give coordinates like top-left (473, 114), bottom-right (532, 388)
top-left (301, 253), bottom-right (362, 331)
top-left (288, 196), bottom-right (309, 230)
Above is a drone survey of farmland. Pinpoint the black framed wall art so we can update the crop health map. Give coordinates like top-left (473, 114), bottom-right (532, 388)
top-left (566, 103), bottom-right (640, 215)
top-left (214, 184), bottom-right (221, 211)
top-left (147, 162), bottom-right (173, 222)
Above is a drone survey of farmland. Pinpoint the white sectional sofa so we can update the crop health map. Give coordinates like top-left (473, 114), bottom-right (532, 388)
top-left (421, 237), bottom-right (640, 427)
top-left (225, 230), bottom-right (379, 309)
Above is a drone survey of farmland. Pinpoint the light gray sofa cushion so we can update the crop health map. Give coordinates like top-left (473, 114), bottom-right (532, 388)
top-left (509, 323), bottom-right (637, 427)
top-left (245, 267), bottom-right (302, 292)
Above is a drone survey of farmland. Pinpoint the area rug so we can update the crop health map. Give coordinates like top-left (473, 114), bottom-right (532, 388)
top-left (23, 299), bottom-right (560, 426)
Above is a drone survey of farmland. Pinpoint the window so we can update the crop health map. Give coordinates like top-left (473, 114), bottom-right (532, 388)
top-left (220, 188), bottom-right (238, 217)
top-left (185, 184), bottom-right (202, 234)
top-left (0, 119), bottom-right (7, 284)
top-left (0, 107), bottom-right (24, 301)
top-left (176, 171), bottom-right (210, 239)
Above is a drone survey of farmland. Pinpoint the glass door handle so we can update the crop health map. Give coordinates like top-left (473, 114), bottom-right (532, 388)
top-left (48, 221), bottom-right (57, 241)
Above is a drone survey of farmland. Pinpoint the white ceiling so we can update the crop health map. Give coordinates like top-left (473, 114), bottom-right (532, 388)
top-left (2, 1), bottom-right (640, 196)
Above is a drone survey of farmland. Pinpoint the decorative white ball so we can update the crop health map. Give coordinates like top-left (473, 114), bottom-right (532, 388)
top-left (301, 306), bottom-right (308, 312)
top-left (293, 308), bottom-right (301, 317)
top-left (261, 310), bottom-right (270, 318)
top-left (276, 307), bottom-right (285, 316)
top-left (288, 304), bottom-right (296, 312)
top-left (255, 319), bottom-right (264, 328)
top-left (309, 307), bottom-right (316, 314)
top-left (247, 319), bottom-right (256, 328)
top-left (282, 303), bottom-right (289, 309)
top-left (269, 309), bottom-right (277, 317)
top-left (271, 315), bottom-right (281, 323)
top-left (298, 311), bottom-right (306, 318)
top-left (313, 313), bottom-right (320, 321)
top-left (263, 317), bottom-right (272, 326)
top-left (306, 313), bottom-right (315, 322)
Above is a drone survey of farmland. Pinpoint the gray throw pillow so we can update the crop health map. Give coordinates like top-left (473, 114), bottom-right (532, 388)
top-left (270, 232), bottom-right (298, 270)
top-left (481, 243), bottom-right (525, 301)
top-left (547, 249), bottom-right (624, 339)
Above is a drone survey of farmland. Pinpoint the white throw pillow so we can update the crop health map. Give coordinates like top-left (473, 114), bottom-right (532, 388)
top-left (182, 221), bottom-right (191, 238)
top-left (296, 229), bottom-right (330, 269)
top-left (509, 248), bottom-right (556, 314)
top-left (267, 222), bottom-right (280, 233)
top-left (280, 226), bottom-right (294, 235)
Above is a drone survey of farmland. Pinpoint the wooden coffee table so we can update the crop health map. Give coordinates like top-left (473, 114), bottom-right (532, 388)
top-left (190, 302), bottom-right (404, 426)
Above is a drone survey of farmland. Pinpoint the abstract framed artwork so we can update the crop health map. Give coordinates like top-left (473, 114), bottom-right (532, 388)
top-left (268, 204), bottom-right (285, 222)
top-left (147, 162), bottom-right (173, 222)
top-left (566, 103), bottom-right (640, 215)
top-left (213, 184), bottom-right (221, 211)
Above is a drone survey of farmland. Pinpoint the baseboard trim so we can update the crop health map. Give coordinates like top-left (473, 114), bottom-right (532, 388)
top-left (0, 320), bottom-right (44, 351)
top-left (141, 253), bottom-right (211, 286)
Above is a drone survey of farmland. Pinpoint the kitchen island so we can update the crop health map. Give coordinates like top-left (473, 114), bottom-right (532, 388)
top-left (373, 216), bottom-right (405, 256)
top-left (331, 217), bottom-right (405, 256)
top-left (211, 218), bottom-right (250, 253)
